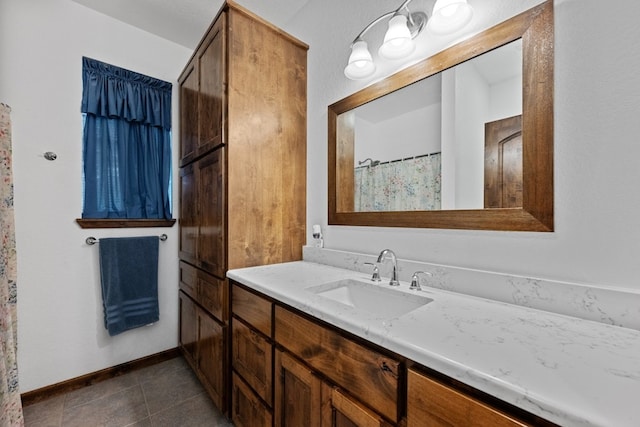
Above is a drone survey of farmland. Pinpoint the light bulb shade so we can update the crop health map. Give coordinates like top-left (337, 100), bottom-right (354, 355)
top-left (378, 14), bottom-right (415, 60)
top-left (344, 40), bottom-right (376, 79)
top-left (427, 0), bottom-right (473, 35)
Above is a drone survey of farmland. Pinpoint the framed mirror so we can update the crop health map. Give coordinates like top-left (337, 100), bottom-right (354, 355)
top-left (329, 0), bottom-right (553, 231)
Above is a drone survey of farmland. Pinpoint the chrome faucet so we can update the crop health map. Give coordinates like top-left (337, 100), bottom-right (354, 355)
top-left (410, 271), bottom-right (432, 291)
top-left (364, 262), bottom-right (381, 282)
top-left (377, 249), bottom-right (399, 286)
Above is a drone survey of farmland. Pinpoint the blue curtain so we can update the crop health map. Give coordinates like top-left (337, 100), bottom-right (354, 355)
top-left (81, 57), bottom-right (172, 219)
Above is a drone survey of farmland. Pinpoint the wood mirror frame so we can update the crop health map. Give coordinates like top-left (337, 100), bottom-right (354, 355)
top-left (328, 0), bottom-right (553, 232)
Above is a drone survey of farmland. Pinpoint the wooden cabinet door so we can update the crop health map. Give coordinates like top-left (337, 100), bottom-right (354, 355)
top-left (232, 372), bottom-right (273, 427)
top-left (407, 369), bottom-right (527, 427)
top-left (275, 306), bottom-right (399, 422)
top-left (178, 291), bottom-right (197, 366)
top-left (179, 13), bottom-right (225, 164)
top-left (178, 60), bottom-right (198, 165)
top-left (198, 13), bottom-right (226, 152)
top-left (197, 148), bottom-right (225, 278)
top-left (232, 319), bottom-right (273, 405)
top-left (321, 383), bottom-right (390, 427)
top-left (274, 350), bottom-right (321, 427)
top-left (484, 115), bottom-right (523, 209)
top-left (197, 309), bottom-right (226, 411)
top-left (179, 163), bottom-right (197, 265)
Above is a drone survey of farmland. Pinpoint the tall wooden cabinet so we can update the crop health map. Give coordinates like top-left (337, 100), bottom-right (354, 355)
top-left (177, 0), bottom-right (307, 416)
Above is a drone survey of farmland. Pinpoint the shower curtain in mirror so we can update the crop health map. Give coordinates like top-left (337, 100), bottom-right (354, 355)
top-left (355, 154), bottom-right (441, 212)
top-left (0, 103), bottom-right (24, 426)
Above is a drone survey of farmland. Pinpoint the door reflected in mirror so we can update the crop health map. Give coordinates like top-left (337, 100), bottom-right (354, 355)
top-left (348, 40), bottom-right (523, 212)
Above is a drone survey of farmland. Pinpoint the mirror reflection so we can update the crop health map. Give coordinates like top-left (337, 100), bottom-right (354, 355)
top-left (348, 40), bottom-right (523, 212)
top-left (329, 0), bottom-right (553, 231)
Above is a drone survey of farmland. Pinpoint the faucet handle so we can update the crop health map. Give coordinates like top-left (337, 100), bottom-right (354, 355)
top-left (410, 271), bottom-right (432, 291)
top-left (364, 262), bottom-right (381, 282)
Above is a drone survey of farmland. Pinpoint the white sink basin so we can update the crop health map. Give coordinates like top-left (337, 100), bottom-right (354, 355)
top-left (307, 278), bottom-right (433, 318)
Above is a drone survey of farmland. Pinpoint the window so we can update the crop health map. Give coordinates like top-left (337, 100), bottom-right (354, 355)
top-left (77, 57), bottom-right (174, 227)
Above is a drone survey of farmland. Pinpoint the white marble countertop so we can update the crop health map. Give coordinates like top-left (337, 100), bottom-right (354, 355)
top-left (227, 261), bottom-right (640, 427)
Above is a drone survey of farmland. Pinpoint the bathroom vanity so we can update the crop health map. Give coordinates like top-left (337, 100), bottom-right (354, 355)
top-left (227, 254), bottom-right (640, 427)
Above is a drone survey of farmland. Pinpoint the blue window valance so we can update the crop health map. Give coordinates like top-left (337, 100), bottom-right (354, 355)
top-left (81, 57), bottom-right (173, 220)
top-left (81, 57), bottom-right (172, 130)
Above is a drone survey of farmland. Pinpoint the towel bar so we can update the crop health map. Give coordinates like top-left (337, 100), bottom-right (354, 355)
top-left (86, 234), bottom-right (168, 245)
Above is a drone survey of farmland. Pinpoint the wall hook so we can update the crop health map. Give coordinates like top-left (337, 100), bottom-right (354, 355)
top-left (44, 151), bottom-right (57, 161)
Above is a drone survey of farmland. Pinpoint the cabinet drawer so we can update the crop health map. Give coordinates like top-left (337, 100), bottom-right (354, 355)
top-left (232, 284), bottom-right (272, 337)
top-left (275, 306), bottom-right (399, 423)
top-left (407, 369), bottom-right (527, 427)
top-left (179, 261), bottom-right (198, 299)
top-left (232, 372), bottom-right (273, 427)
top-left (232, 319), bottom-right (273, 405)
top-left (198, 270), bottom-right (227, 321)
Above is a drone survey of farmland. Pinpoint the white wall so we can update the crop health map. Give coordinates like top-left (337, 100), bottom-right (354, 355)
top-left (453, 61), bottom-right (489, 209)
top-left (0, 0), bottom-right (191, 392)
top-left (286, 0), bottom-right (640, 291)
top-left (489, 75), bottom-right (522, 121)
top-left (354, 104), bottom-right (441, 164)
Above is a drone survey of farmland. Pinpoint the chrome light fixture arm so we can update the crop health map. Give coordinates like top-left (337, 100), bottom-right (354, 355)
top-left (347, 0), bottom-right (427, 48)
top-left (348, 11), bottom-right (396, 48)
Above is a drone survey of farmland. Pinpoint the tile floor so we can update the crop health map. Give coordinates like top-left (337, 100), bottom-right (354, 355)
top-left (22, 356), bottom-right (233, 427)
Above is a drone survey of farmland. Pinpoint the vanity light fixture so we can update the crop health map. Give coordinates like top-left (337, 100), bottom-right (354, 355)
top-left (344, 0), bottom-right (474, 80)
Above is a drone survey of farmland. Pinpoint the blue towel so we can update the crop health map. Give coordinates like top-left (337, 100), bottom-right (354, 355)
top-left (99, 236), bottom-right (159, 336)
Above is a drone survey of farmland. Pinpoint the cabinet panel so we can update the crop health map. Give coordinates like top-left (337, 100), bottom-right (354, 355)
top-left (232, 319), bottom-right (273, 405)
top-left (322, 383), bottom-right (390, 427)
top-left (275, 306), bottom-right (399, 422)
top-left (179, 164), bottom-right (197, 264)
top-left (198, 309), bottom-right (226, 408)
top-left (198, 310), bottom-right (226, 411)
top-left (232, 284), bottom-right (272, 336)
top-left (197, 148), bottom-right (225, 278)
top-left (198, 269), bottom-right (227, 321)
top-left (232, 372), bottom-right (273, 427)
top-left (179, 14), bottom-right (225, 166)
top-left (178, 61), bottom-right (198, 164)
top-left (407, 369), bottom-right (527, 427)
top-left (198, 14), bottom-right (226, 151)
top-left (275, 350), bottom-right (321, 427)
top-left (179, 261), bottom-right (198, 300)
top-left (226, 8), bottom-right (307, 270)
top-left (180, 149), bottom-right (225, 278)
top-left (179, 291), bottom-right (197, 365)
